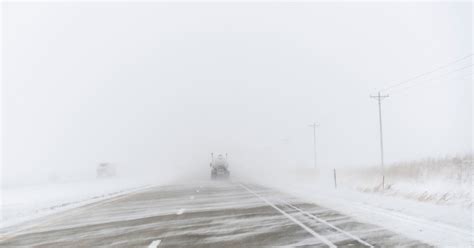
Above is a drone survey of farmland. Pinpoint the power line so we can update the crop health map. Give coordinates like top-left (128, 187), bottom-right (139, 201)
top-left (389, 64), bottom-right (473, 95)
top-left (369, 54), bottom-right (472, 191)
top-left (380, 54), bottom-right (473, 93)
top-left (390, 72), bottom-right (472, 96)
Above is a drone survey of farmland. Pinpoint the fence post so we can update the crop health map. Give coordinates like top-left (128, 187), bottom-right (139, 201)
top-left (333, 168), bottom-right (337, 189)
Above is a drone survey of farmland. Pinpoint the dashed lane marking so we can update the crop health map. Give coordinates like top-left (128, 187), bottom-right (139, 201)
top-left (147, 239), bottom-right (161, 248)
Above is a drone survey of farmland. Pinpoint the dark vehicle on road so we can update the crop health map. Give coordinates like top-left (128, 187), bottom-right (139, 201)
top-left (210, 153), bottom-right (230, 180)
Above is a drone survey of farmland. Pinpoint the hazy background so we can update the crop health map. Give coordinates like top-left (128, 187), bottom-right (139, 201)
top-left (1, 2), bottom-right (472, 186)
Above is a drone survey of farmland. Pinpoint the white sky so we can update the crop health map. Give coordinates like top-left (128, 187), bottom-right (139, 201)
top-left (1, 2), bottom-right (472, 185)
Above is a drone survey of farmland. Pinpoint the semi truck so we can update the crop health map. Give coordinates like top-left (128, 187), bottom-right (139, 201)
top-left (210, 153), bottom-right (230, 180)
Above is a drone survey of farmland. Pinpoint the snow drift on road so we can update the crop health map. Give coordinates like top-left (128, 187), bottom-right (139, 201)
top-left (1, 178), bottom-right (160, 229)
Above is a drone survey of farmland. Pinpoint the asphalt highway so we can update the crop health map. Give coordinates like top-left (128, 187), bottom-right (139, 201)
top-left (0, 181), bottom-right (430, 247)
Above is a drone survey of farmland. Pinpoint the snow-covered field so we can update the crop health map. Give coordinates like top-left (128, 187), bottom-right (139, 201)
top-left (0, 178), bottom-right (158, 229)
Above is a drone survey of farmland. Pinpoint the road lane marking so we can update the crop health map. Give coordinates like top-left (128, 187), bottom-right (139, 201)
top-left (239, 184), bottom-right (337, 248)
top-left (284, 201), bottom-right (374, 247)
top-left (148, 239), bottom-right (161, 248)
top-left (176, 208), bottom-right (185, 215)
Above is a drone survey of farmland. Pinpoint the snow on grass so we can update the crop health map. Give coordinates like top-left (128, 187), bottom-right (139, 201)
top-left (344, 154), bottom-right (473, 207)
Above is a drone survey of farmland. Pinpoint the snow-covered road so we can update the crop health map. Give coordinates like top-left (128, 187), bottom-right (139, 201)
top-left (0, 181), bottom-right (429, 247)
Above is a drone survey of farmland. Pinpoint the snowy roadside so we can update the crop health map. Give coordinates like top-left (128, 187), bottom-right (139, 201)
top-left (274, 183), bottom-right (472, 247)
top-left (238, 168), bottom-right (473, 247)
top-left (0, 178), bottom-right (158, 230)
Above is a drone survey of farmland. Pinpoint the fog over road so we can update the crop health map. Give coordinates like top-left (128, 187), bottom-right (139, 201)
top-left (0, 181), bottom-right (429, 247)
top-left (1, 2), bottom-right (469, 247)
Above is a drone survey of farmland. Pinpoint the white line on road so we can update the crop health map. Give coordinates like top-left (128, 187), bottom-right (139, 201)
top-left (239, 184), bottom-right (337, 248)
top-left (284, 201), bottom-right (374, 247)
top-left (148, 239), bottom-right (161, 248)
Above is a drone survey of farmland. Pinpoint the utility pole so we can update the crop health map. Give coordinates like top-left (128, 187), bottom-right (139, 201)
top-left (309, 122), bottom-right (319, 169)
top-left (370, 92), bottom-right (389, 189)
